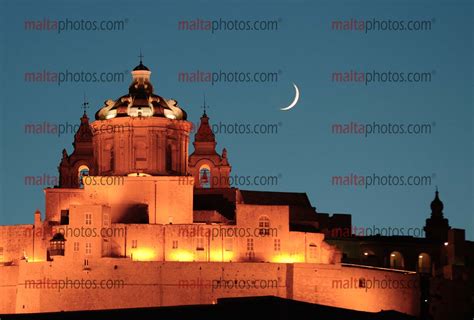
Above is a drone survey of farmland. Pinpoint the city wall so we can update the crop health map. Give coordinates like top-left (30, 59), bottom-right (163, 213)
top-left (0, 261), bottom-right (420, 316)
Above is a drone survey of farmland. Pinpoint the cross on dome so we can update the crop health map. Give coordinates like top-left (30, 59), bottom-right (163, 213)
top-left (82, 93), bottom-right (89, 115)
top-left (201, 93), bottom-right (210, 116)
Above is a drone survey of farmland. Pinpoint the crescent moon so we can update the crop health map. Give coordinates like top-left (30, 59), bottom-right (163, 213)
top-left (280, 83), bottom-right (300, 111)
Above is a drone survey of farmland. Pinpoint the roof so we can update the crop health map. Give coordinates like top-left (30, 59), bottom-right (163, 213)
top-left (238, 190), bottom-right (312, 207)
top-left (94, 63), bottom-right (187, 121)
top-left (133, 62), bottom-right (150, 71)
top-left (193, 188), bottom-right (237, 221)
top-left (193, 189), bottom-right (319, 226)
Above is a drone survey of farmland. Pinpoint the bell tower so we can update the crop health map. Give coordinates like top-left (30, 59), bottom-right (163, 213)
top-left (58, 109), bottom-right (96, 188)
top-left (424, 189), bottom-right (451, 242)
top-left (189, 104), bottom-right (231, 188)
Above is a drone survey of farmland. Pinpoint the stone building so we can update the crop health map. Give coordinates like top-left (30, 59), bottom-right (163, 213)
top-left (0, 60), bottom-right (471, 320)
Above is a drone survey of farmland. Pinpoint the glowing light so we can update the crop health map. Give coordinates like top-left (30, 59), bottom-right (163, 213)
top-left (105, 110), bottom-right (117, 120)
top-left (418, 255), bottom-right (423, 259)
top-left (444, 242), bottom-right (448, 246)
top-left (210, 250), bottom-right (234, 262)
top-left (170, 250), bottom-right (194, 262)
top-left (127, 172), bottom-right (151, 177)
top-left (390, 253), bottom-right (395, 257)
top-left (271, 253), bottom-right (305, 263)
top-left (363, 252), bottom-right (369, 256)
top-left (132, 248), bottom-right (156, 261)
top-left (164, 110), bottom-right (177, 120)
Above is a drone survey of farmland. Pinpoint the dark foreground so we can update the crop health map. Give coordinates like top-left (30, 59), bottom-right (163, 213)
top-left (0, 296), bottom-right (416, 320)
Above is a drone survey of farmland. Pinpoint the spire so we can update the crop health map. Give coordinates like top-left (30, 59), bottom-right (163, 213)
top-left (74, 98), bottom-right (93, 146)
top-left (82, 93), bottom-right (89, 116)
top-left (430, 188), bottom-right (444, 217)
top-left (201, 93), bottom-right (209, 117)
top-left (133, 50), bottom-right (149, 71)
top-left (195, 99), bottom-right (215, 143)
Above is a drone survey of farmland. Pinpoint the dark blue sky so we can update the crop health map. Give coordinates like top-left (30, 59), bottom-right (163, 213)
top-left (1, 0), bottom-right (472, 239)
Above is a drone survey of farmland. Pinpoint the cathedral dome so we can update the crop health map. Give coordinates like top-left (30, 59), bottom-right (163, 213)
top-left (95, 61), bottom-right (187, 121)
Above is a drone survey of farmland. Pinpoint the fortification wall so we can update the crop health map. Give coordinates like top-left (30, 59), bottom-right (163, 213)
top-left (0, 265), bottom-right (19, 314)
top-left (292, 263), bottom-right (420, 316)
top-left (12, 260), bottom-right (289, 313)
top-left (0, 225), bottom-right (34, 263)
top-left (2, 261), bottom-right (420, 316)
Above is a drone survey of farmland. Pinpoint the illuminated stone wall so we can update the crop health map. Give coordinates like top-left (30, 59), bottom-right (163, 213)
top-left (91, 117), bottom-right (192, 177)
top-left (0, 260), bottom-right (421, 316)
top-left (45, 175), bottom-right (194, 225)
top-left (292, 263), bottom-right (420, 315)
top-left (0, 225), bottom-right (35, 264)
top-left (10, 260), bottom-right (289, 313)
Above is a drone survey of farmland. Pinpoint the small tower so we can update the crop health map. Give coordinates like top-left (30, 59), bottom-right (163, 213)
top-left (58, 105), bottom-right (96, 188)
top-left (188, 100), bottom-right (231, 188)
top-left (424, 189), bottom-right (451, 242)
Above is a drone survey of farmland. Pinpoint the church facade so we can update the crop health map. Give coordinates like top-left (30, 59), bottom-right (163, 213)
top-left (0, 61), bottom-right (471, 319)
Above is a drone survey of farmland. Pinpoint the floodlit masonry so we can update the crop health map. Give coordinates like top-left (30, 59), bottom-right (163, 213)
top-left (0, 60), bottom-right (472, 320)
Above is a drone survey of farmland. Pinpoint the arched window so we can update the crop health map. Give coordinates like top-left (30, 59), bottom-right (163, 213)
top-left (258, 216), bottom-right (271, 236)
top-left (78, 165), bottom-right (90, 189)
top-left (418, 253), bottom-right (431, 274)
top-left (199, 165), bottom-right (211, 188)
top-left (389, 251), bottom-right (405, 269)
